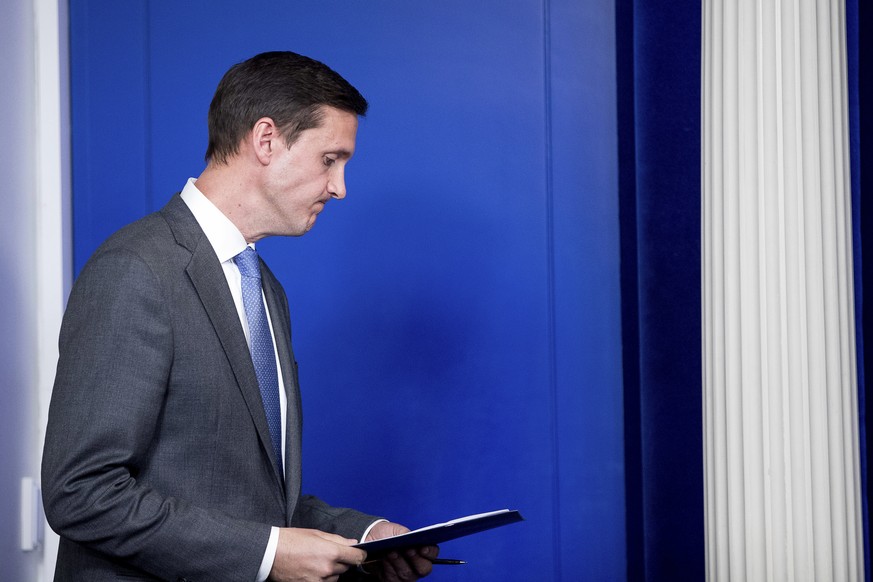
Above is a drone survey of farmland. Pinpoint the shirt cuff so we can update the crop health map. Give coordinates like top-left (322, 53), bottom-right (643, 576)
top-left (360, 519), bottom-right (388, 543)
top-left (256, 526), bottom-right (280, 582)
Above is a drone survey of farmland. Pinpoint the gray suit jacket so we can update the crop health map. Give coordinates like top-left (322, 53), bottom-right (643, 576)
top-left (42, 195), bottom-right (377, 581)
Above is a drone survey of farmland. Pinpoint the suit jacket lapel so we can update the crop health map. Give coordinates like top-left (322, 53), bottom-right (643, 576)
top-left (261, 262), bottom-right (303, 523)
top-left (161, 196), bottom-right (287, 498)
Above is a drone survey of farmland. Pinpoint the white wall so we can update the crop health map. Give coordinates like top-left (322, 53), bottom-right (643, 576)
top-left (0, 0), bottom-right (69, 580)
top-left (0, 0), bottom-right (41, 576)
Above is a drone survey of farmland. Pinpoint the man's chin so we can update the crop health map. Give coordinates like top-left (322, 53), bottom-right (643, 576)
top-left (273, 215), bottom-right (318, 237)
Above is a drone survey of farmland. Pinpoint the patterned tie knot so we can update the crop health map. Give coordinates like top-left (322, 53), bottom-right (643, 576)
top-left (235, 247), bottom-right (261, 280)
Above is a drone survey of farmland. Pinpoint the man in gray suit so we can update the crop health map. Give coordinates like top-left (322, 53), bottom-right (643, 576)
top-left (42, 51), bottom-right (436, 582)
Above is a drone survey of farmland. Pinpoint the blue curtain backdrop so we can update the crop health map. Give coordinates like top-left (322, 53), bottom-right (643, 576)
top-left (617, 1), bottom-right (703, 580)
top-left (848, 0), bottom-right (871, 578)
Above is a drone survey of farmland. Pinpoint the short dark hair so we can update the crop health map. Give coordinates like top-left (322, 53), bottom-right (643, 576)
top-left (205, 51), bottom-right (368, 164)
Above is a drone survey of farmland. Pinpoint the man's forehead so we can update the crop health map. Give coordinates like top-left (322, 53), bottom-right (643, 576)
top-left (306, 107), bottom-right (358, 148)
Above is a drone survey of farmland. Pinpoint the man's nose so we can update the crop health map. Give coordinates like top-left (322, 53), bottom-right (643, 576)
top-left (328, 169), bottom-right (346, 200)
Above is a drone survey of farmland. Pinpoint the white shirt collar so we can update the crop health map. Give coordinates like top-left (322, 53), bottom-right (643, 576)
top-left (179, 178), bottom-right (251, 262)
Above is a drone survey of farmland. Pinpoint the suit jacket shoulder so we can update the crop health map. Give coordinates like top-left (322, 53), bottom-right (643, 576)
top-left (44, 195), bottom-right (272, 581)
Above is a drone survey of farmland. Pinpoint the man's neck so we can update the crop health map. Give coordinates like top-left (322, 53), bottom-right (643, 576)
top-left (195, 162), bottom-right (262, 243)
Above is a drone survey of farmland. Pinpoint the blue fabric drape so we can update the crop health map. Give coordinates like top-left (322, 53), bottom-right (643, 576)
top-left (847, 0), bottom-right (870, 579)
top-left (617, 1), bottom-right (703, 579)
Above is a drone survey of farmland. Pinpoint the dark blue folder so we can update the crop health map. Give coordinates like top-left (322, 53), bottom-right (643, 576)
top-left (355, 509), bottom-right (524, 556)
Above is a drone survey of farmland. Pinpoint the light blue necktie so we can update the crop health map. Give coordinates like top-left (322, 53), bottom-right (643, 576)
top-left (235, 247), bottom-right (283, 479)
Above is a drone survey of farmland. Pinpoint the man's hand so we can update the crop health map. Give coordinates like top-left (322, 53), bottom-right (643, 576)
top-left (363, 521), bottom-right (439, 581)
top-left (269, 527), bottom-right (367, 582)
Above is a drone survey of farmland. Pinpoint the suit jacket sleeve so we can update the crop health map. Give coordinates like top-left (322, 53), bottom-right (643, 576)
top-left (292, 495), bottom-right (381, 540)
top-left (42, 246), bottom-right (270, 581)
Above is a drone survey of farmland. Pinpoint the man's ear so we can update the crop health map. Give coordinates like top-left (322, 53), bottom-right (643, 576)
top-left (250, 117), bottom-right (279, 166)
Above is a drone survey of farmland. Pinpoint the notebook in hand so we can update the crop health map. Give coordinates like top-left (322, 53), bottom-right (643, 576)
top-left (355, 509), bottom-right (524, 556)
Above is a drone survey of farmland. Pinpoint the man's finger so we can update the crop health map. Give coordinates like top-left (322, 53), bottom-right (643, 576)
top-left (312, 529), bottom-right (359, 546)
top-left (335, 544), bottom-right (367, 567)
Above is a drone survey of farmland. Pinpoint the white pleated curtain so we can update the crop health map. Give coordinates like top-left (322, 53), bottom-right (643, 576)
top-left (702, 0), bottom-right (863, 580)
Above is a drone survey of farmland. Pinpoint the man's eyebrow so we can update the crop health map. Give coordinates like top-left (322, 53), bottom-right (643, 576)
top-left (325, 148), bottom-right (354, 158)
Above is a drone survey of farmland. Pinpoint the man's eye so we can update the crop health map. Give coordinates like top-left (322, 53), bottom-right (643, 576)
top-left (323, 157), bottom-right (336, 167)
